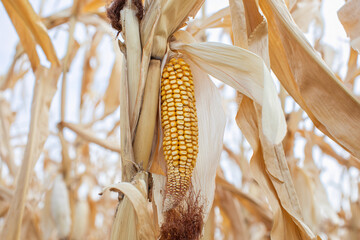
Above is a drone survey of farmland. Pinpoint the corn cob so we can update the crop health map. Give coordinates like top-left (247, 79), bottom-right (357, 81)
top-left (161, 58), bottom-right (199, 206)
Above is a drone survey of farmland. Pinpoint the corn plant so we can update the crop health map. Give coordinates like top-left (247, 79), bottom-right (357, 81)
top-left (0, 0), bottom-right (360, 239)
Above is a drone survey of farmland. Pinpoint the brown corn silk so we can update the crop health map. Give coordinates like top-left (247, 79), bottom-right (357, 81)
top-left (160, 58), bottom-right (199, 208)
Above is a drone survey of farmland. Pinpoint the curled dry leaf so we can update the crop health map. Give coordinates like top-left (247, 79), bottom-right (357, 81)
top-left (260, 0), bottom-right (360, 159)
top-left (170, 31), bottom-right (286, 145)
top-left (100, 175), bottom-right (156, 240)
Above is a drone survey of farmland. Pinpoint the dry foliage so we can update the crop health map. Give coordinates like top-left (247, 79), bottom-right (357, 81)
top-left (0, 0), bottom-right (360, 239)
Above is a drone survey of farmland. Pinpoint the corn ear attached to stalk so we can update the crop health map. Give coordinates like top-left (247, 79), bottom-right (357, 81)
top-left (160, 58), bottom-right (199, 209)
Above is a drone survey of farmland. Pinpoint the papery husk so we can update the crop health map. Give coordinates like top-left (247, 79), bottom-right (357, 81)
top-left (0, 66), bottom-right (61, 240)
top-left (102, 172), bottom-right (156, 240)
top-left (133, 60), bottom-right (161, 169)
top-left (170, 31), bottom-right (286, 145)
top-left (200, 205), bottom-right (215, 240)
top-left (140, 0), bottom-right (161, 46)
top-left (132, 7), bottom-right (160, 139)
top-left (152, 58), bottom-right (226, 228)
top-left (50, 175), bottom-right (72, 239)
top-left (149, 0), bottom-right (205, 58)
top-left (338, 0), bottom-right (360, 53)
top-left (119, 54), bottom-right (136, 182)
top-left (260, 0), bottom-right (360, 159)
top-left (120, 4), bottom-right (142, 133)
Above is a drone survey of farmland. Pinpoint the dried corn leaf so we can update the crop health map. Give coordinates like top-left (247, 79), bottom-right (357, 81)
top-left (338, 0), bottom-right (360, 53)
top-left (170, 31), bottom-right (286, 144)
top-left (2, 0), bottom-right (59, 66)
top-left (216, 176), bottom-right (273, 229)
top-left (216, 187), bottom-right (249, 238)
top-left (2, 1), bottom-right (40, 71)
top-left (236, 97), bottom-right (317, 240)
top-left (1, 66), bottom-right (61, 240)
top-left (133, 60), bottom-right (161, 169)
top-left (260, 0), bottom-right (360, 159)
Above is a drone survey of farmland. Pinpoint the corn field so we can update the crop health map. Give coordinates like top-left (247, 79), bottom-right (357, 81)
top-left (0, 0), bottom-right (360, 239)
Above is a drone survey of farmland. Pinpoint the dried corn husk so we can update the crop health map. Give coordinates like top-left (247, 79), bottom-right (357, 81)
top-left (149, 0), bottom-right (205, 58)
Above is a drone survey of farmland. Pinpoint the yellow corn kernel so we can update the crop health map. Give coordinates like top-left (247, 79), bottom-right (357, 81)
top-left (160, 58), bottom-right (199, 204)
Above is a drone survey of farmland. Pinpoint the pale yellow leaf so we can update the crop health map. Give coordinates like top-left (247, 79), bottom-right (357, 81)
top-left (260, 0), bottom-right (360, 159)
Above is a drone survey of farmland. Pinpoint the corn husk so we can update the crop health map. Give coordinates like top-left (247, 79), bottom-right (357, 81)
top-left (101, 172), bottom-right (156, 240)
top-left (120, 4), bottom-right (142, 133)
